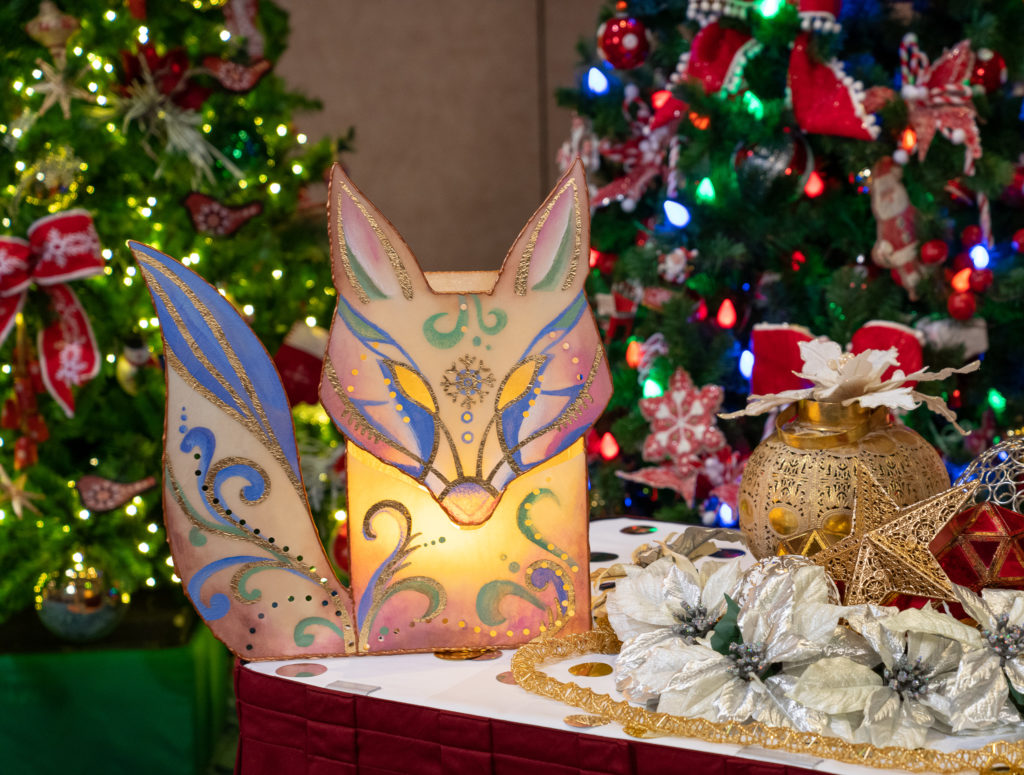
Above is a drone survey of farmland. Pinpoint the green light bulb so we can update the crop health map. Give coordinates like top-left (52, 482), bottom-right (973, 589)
top-left (696, 177), bottom-right (716, 204)
top-left (642, 378), bottom-right (664, 399)
top-left (742, 92), bottom-right (764, 120)
top-left (988, 388), bottom-right (1007, 413)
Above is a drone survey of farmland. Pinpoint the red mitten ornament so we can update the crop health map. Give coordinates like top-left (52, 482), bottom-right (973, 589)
top-left (273, 321), bottom-right (329, 406)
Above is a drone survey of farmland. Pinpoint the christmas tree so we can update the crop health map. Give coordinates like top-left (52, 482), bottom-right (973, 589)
top-left (0, 0), bottom-right (350, 625)
top-left (558, 0), bottom-right (1024, 524)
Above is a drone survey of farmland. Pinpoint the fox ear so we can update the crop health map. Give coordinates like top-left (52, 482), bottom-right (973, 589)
top-left (328, 163), bottom-right (428, 304)
top-left (494, 159), bottom-right (589, 298)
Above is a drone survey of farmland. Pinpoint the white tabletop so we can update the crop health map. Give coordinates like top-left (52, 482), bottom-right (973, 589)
top-left (244, 517), bottom-right (1017, 775)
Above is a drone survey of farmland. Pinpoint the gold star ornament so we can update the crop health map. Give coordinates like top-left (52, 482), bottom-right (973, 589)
top-left (0, 464), bottom-right (44, 519)
top-left (811, 463), bottom-right (977, 605)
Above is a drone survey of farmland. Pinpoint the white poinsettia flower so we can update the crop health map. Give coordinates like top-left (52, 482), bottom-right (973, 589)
top-left (720, 336), bottom-right (980, 430)
top-left (790, 606), bottom-right (985, 748)
top-left (947, 585), bottom-right (1024, 731)
top-left (630, 559), bottom-right (863, 733)
top-left (609, 555), bottom-right (742, 704)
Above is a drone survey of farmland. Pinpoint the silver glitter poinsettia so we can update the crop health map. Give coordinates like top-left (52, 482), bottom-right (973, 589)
top-left (617, 556), bottom-right (862, 731)
top-left (947, 585), bottom-right (1024, 732)
top-left (609, 555), bottom-right (742, 705)
top-left (790, 606), bottom-right (987, 748)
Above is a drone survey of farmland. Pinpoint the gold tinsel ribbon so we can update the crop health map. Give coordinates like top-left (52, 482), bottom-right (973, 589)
top-left (510, 630), bottom-right (1024, 773)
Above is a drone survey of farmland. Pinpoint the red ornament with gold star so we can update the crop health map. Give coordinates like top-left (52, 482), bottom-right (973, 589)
top-left (931, 502), bottom-right (1024, 592)
top-left (597, 2), bottom-right (650, 71)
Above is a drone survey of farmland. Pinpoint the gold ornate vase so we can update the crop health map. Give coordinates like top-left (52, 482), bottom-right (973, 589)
top-left (738, 400), bottom-right (950, 558)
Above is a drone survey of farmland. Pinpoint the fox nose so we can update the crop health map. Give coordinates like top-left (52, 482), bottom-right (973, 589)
top-left (441, 481), bottom-right (499, 527)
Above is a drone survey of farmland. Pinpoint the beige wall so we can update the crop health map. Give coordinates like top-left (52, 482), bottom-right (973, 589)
top-left (275, 0), bottom-right (604, 272)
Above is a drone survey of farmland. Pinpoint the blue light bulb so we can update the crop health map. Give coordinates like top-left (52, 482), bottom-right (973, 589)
top-left (586, 67), bottom-right (609, 95)
top-left (969, 244), bottom-right (990, 269)
top-left (663, 200), bottom-right (691, 227)
top-left (739, 349), bottom-right (754, 380)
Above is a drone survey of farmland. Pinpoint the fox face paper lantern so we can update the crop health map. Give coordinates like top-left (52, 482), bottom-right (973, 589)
top-left (132, 159), bottom-right (612, 658)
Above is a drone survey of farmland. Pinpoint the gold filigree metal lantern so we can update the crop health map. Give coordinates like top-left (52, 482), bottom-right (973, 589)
top-left (738, 399), bottom-right (950, 558)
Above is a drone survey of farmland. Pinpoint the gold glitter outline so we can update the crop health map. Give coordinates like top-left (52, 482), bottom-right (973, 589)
top-left (514, 178), bottom-right (581, 296)
top-left (331, 175), bottom-right (414, 304)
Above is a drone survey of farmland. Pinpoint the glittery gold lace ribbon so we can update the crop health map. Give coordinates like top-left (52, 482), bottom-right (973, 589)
top-left (510, 630), bottom-right (1024, 773)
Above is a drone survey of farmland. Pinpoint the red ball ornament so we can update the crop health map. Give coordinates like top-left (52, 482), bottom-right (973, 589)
top-left (961, 224), bottom-right (983, 248)
top-left (597, 9), bottom-right (650, 70)
top-left (947, 291), bottom-right (976, 320)
top-left (969, 268), bottom-right (994, 293)
top-left (920, 239), bottom-right (948, 265)
top-left (970, 48), bottom-right (1008, 94)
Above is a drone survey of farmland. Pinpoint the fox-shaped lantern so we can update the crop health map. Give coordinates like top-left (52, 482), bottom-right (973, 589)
top-left (130, 160), bottom-right (612, 658)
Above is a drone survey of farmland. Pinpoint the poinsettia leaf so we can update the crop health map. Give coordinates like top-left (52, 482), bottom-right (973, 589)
top-left (709, 593), bottom-right (741, 655)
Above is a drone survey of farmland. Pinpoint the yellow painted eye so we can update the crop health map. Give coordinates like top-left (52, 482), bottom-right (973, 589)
top-left (391, 363), bottom-right (436, 413)
top-left (497, 357), bottom-right (543, 410)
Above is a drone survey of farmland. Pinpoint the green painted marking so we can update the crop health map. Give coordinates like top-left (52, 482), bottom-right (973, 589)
top-left (476, 580), bottom-right (545, 626)
top-left (422, 297), bottom-right (469, 349)
top-left (472, 295), bottom-right (507, 335)
top-left (294, 617), bottom-right (349, 647)
top-left (531, 214), bottom-right (574, 291)
top-left (344, 235), bottom-right (388, 300)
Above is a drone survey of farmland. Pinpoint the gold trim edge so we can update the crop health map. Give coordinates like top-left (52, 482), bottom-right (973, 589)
top-left (510, 630), bottom-right (1024, 774)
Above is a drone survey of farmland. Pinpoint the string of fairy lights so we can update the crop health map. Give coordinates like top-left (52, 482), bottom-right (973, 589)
top-left (0, 2), bottom-right (341, 601)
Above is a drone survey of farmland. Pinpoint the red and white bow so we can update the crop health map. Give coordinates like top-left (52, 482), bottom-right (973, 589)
top-left (0, 210), bottom-right (103, 416)
top-left (899, 33), bottom-right (980, 173)
top-left (748, 320), bottom-right (923, 396)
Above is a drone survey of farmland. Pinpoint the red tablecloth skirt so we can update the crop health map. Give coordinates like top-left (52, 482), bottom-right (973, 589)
top-left (234, 661), bottom-right (819, 775)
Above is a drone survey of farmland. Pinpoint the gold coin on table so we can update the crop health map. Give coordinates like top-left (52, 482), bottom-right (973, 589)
top-left (434, 648), bottom-right (501, 661)
top-left (563, 714), bottom-right (610, 728)
top-left (568, 661), bottom-right (613, 677)
top-left (495, 670), bottom-right (517, 685)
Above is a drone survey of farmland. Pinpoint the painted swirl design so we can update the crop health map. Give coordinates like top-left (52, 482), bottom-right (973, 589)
top-left (357, 499), bottom-right (446, 649)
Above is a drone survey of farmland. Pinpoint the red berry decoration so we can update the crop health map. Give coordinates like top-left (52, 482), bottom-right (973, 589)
top-left (1013, 228), bottom-right (1024, 252)
top-left (947, 291), bottom-right (977, 320)
top-left (970, 48), bottom-right (1008, 94)
top-left (961, 224), bottom-right (983, 247)
top-left (597, 5), bottom-right (650, 70)
top-left (920, 239), bottom-right (948, 265)
top-left (950, 251), bottom-right (972, 273)
top-left (969, 268), bottom-right (994, 293)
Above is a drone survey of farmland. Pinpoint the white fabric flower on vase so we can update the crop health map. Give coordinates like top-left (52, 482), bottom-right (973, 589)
top-left (609, 555), bottom-right (741, 705)
top-left (790, 607), bottom-right (985, 748)
top-left (633, 558), bottom-right (862, 732)
top-left (948, 585), bottom-right (1024, 731)
top-left (720, 337), bottom-right (980, 431)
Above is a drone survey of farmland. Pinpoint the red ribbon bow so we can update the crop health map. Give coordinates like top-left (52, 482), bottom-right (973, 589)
top-left (0, 209), bottom-right (103, 416)
top-left (749, 320), bottom-right (924, 396)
